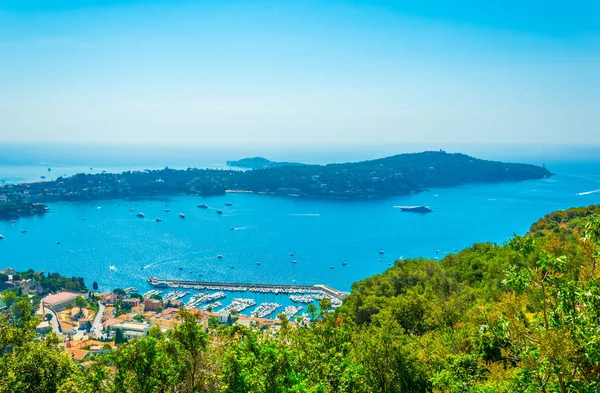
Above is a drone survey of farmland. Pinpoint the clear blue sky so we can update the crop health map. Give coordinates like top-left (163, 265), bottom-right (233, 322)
top-left (0, 0), bottom-right (598, 147)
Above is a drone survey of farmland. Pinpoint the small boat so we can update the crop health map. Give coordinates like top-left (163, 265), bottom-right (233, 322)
top-left (0, 234), bottom-right (4, 240)
top-left (41, 175), bottom-right (46, 179)
top-left (179, 267), bottom-right (183, 270)
top-left (197, 204), bottom-right (209, 209)
top-left (109, 265), bottom-right (117, 271)
top-left (165, 208), bottom-right (171, 212)
top-left (230, 266), bottom-right (234, 269)
top-left (217, 255), bottom-right (223, 259)
top-left (342, 261), bottom-right (347, 265)
top-left (291, 260), bottom-right (297, 264)
top-left (82, 218), bottom-right (86, 220)
top-left (189, 270), bottom-right (193, 273)
top-left (453, 248), bottom-right (459, 252)
top-left (66, 250), bottom-right (72, 253)
top-left (216, 210), bottom-right (223, 215)
top-left (435, 249), bottom-right (440, 253)
top-left (21, 230), bottom-right (27, 234)
top-left (156, 218), bottom-right (162, 222)
top-left (379, 250), bottom-right (385, 255)
top-left (56, 242), bottom-right (60, 245)
top-left (225, 202), bottom-right (232, 206)
top-left (129, 208), bottom-right (134, 211)
top-left (47, 167), bottom-right (52, 172)
top-left (179, 213), bottom-right (185, 219)
top-left (230, 227), bottom-right (235, 231)
top-left (329, 265), bottom-right (335, 269)
top-left (198, 273), bottom-right (203, 277)
top-left (256, 261), bottom-right (261, 265)
top-left (136, 212), bottom-right (145, 218)
top-left (289, 253), bottom-right (294, 257)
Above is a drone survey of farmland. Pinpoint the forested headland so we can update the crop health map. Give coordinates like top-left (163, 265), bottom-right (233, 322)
top-left (0, 152), bottom-right (551, 218)
top-left (1, 204), bottom-right (598, 392)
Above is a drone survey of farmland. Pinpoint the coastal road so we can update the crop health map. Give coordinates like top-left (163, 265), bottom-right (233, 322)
top-left (39, 303), bottom-right (61, 335)
top-left (91, 302), bottom-right (106, 339)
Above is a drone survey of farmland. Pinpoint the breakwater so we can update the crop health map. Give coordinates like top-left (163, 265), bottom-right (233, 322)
top-left (147, 277), bottom-right (348, 301)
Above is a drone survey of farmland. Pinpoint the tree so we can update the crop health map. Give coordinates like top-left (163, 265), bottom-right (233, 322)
top-left (277, 313), bottom-right (289, 331)
top-left (169, 309), bottom-right (210, 391)
top-left (147, 325), bottom-right (163, 339)
top-left (92, 281), bottom-right (99, 291)
top-left (0, 333), bottom-right (78, 392)
top-left (111, 336), bottom-right (185, 393)
top-left (114, 329), bottom-right (127, 345)
top-left (2, 291), bottom-right (17, 307)
top-left (45, 313), bottom-right (53, 321)
top-left (0, 273), bottom-right (8, 283)
top-left (306, 303), bottom-right (318, 321)
top-left (75, 296), bottom-right (87, 313)
top-left (113, 288), bottom-right (126, 298)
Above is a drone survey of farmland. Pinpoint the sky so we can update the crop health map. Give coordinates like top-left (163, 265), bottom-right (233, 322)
top-left (0, 0), bottom-right (599, 147)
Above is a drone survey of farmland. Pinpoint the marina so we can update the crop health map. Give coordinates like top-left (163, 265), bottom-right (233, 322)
top-left (147, 277), bottom-right (348, 302)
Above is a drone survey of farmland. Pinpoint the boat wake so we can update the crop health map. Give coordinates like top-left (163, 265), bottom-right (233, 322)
top-left (285, 213), bottom-right (321, 217)
top-left (109, 265), bottom-right (118, 271)
top-left (576, 189), bottom-right (600, 196)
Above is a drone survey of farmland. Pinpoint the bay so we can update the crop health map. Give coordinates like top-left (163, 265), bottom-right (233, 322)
top-left (1, 158), bottom-right (599, 316)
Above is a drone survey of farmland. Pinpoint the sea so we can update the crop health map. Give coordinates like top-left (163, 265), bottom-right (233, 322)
top-left (1, 143), bottom-right (599, 317)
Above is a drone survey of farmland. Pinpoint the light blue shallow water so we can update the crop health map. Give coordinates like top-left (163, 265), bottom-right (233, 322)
top-left (1, 160), bottom-right (599, 316)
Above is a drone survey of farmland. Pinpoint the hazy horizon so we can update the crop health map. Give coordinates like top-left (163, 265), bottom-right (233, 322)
top-left (1, 0), bottom-right (599, 146)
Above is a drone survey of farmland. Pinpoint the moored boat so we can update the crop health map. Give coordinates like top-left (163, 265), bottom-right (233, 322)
top-left (394, 205), bottom-right (433, 213)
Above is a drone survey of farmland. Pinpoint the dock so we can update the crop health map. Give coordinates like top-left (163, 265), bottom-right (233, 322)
top-left (147, 277), bottom-right (348, 302)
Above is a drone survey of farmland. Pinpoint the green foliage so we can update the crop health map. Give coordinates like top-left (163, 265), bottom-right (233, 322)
top-left (114, 328), bottom-right (127, 345)
top-left (2, 291), bottom-right (17, 307)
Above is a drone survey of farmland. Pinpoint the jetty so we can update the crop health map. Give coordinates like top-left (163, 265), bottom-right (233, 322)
top-left (147, 277), bottom-right (348, 302)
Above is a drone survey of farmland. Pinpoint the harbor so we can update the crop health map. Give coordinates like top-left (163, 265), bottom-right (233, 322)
top-left (147, 276), bottom-right (348, 302)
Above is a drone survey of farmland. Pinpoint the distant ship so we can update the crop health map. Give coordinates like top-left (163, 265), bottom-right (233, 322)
top-left (41, 176), bottom-right (46, 179)
top-left (197, 204), bottom-right (209, 209)
top-left (216, 210), bottom-right (223, 215)
top-left (47, 167), bottom-right (52, 172)
top-left (379, 250), bottom-right (385, 254)
top-left (156, 218), bottom-right (162, 222)
top-left (136, 212), bottom-right (145, 218)
top-left (179, 213), bottom-right (185, 219)
top-left (256, 261), bottom-right (261, 265)
top-left (224, 202), bottom-right (232, 206)
top-left (0, 234), bottom-right (4, 240)
top-left (395, 205), bottom-right (433, 213)
top-left (109, 265), bottom-right (117, 271)
top-left (342, 261), bottom-right (347, 265)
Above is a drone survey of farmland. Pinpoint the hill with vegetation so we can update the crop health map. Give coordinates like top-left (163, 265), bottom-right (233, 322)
top-left (1, 204), bottom-right (598, 392)
top-left (226, 156), bottom-right (304, 169)
top-left (0, 151), bottom-right (551, 209)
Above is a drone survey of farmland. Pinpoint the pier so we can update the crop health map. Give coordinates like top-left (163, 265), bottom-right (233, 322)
top-left (147, 277), bottom-right (348, 301)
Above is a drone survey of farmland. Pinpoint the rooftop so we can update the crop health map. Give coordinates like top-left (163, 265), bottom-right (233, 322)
top-left (42, 291), bottom-right (80, 305)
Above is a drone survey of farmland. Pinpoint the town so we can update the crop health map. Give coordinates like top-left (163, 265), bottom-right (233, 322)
top-left (0, 267), bottom-right (336, 365)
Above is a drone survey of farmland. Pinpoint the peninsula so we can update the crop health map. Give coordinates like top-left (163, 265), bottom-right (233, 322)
top-left (227, 156), bottom-right (304, 169)
top-left (0, 151), bottom-right (551, 218)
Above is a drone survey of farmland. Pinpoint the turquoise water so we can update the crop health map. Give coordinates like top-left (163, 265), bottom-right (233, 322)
top-left (1, 157), bottom-right (600, 316)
